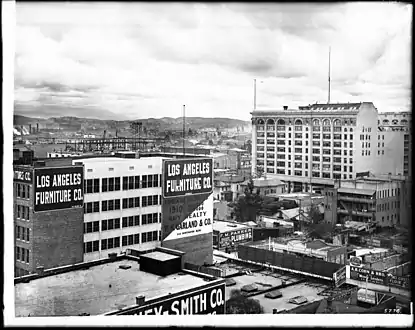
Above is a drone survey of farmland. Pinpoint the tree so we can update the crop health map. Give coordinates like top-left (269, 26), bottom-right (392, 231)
top-left (255, 165), bottom-right (265, 179)
top-left (232, 178), bottom-right (263, 222)
top-left (226, 289), bottom-right (264, 314)
top-left (208, 139), bottom-right (214, 145)
top-left (308, 203), bottom-right (324, 224)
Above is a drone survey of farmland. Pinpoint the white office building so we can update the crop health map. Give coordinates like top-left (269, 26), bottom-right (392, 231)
top-left (251, 102), bottom-right (411, 193)
top-left (72, 156), bottom-right (165, 262)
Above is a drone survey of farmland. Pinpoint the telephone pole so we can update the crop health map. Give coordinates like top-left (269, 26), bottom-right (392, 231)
top-left (328, 46), bottom-right (331, 104)
top-left (183, 105), bottom-right (186, 156)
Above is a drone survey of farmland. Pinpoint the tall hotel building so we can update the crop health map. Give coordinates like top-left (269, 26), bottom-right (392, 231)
top-left (251, 102), bottom-right (411, 193)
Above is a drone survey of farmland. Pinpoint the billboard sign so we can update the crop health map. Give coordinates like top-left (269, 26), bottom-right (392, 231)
top-left (33, 166), bottom-right (84, 213)
top-left (333, 265), bottom-right (347, 288)
top-left (163, 158), bottom-right (213, 198)
top-left (14, 167), bottom-right (33, 183)
top-left (219, 228), bottom-right (252, 249)
top-left (350, 266), bottom-right (386, 285)
top-left (115, 282), bottom-right (226, 315)
top-left (350, 256), bottom-right (362, 267)
top-left (162, 193), bottom-right (213, 241)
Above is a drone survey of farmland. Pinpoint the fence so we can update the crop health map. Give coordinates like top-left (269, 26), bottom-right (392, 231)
top-left (238, 244), bottom-right (343, 279)
top-left (184, 262), bottom-right (224, 278)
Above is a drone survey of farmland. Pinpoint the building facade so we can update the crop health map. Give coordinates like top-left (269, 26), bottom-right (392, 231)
top-left (14, 159), bottom-right (85, 277)
top-left (73, 157), bottom-right (164, 262)
top-left (251, 102), bottom-right (410, 193)
top-left (323, 175), bottom-right (411, 228)
top-left (377, 111), bottom-right (411, 177)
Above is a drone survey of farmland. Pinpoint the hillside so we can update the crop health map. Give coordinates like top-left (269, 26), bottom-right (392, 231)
top-left (13, 114), bottom-right (250, 133)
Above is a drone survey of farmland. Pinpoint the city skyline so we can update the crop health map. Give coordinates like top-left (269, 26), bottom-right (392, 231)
top-left (13, 2), bottom-right (412, 121)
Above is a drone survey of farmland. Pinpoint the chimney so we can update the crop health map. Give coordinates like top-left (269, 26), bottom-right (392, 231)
top-left (36, 266), bottom-right (45, 276)
top-left (283, 105), bottom-right (288, 110)
top-left (29, 124), bottom-right (32, 134)
top-left (108, 252), bottom-right (117, 260)
top-left (136, 295), bottom-right (145, 306)
top-left (273, 308), bottom-right (278, 314)
top-left (36, 123), bottom-right (39, 132)
top-left (326, 297), bottom-right (333, 312)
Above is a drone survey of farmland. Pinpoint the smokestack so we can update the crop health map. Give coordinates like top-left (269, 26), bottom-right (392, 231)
top-left (29, 124), bottom-right (32, 134)
top-left (283, 106), bottom-right (288, 110)
top-left (36, 123), bottom-right (39, 133)
top-left (136, 295), bottom-right (145, 306)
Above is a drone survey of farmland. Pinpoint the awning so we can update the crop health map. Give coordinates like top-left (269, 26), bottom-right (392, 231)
top-left (338, 187), bottom-right (376, 196)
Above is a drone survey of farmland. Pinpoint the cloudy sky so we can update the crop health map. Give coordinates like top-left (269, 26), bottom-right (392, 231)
top-left (14, 2), bottom-right (412, 121)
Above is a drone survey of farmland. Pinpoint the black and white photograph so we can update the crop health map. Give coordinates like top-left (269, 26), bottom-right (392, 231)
top-left (3, 1), bottom-right (412, 326)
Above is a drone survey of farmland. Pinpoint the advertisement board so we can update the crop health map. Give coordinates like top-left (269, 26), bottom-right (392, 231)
top-left (116, 282), bottom-right (226, 315)
top-left (333, 265), bottom-right (347, 288)
top-left (162, 193), bottom-right (213, 241)
top-left (219, 228), bottom-right (252, 249)
top-left (349, 256), bottom-right (362, 267)
top-left (350, 266), bottom-right (410, 289)
top-left (163, 158), bottom-right (213, 198)
top-left (33, 166), bottom-right (84, 213)
top-left (14, 167), bottom-right (33, 183)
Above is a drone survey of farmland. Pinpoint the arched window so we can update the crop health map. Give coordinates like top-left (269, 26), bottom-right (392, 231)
top-left (323, 119), bottom-right (331, 126)
top-left (382, 119), bottom-right (389, 125)
top-left (294, 119), bottom-right (303, 125)
top-left (258, 119), bottom-right (265, 125)
top-left (312, 119), bottom-right (320, 126)
top-left (267, 119), bottom-right (275, 125)
top-left (277, 119), bottom-right (286, 125)
top-left (392, 119), bottom-right (399, 125)
top-left (333, 119), bottom-right (341, 126)
top-left (401, 119), bottom-right (408, 125)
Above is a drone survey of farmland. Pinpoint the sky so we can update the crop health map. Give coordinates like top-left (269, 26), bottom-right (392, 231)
top-left (13, 2), bottom-right (412, 121)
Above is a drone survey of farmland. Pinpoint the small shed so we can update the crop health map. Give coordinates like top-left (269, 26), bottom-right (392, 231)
top-left (288, 296), bottom-right (308, 305)
top-left (225, 278), bottom-right (237, 287)
top-left (264, 290), bottom-right (283, 299)
top-left (241, 284), bottom-right (258, 293)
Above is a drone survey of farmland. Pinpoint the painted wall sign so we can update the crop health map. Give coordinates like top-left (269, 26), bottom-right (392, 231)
top-left (33, 166), bottom-right (84, 212)
top-left (116, 283), bottom-right (226, 315)
top-left (14, 168), bottom-right (33, 183)
top-left (163, 158), bottom-right (213, 198)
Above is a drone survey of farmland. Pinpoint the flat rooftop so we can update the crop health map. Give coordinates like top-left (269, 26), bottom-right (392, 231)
top-left (224, 271), bottom-right (329, 313)
top-left (75, 156), bottom-right (167, 164)
top-left (142, 251), bottom-right (180, 262)
top-left (15, 259), bottom-right (208, 317)
top-left (213, 220), bottom-right (251, 233)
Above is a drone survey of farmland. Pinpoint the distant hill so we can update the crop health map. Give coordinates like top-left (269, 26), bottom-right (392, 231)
top-left (13, 114), bottom-right (250, 133)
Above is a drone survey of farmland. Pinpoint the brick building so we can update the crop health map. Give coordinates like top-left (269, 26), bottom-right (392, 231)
top-left (13, 157), bottom-right (84, 277)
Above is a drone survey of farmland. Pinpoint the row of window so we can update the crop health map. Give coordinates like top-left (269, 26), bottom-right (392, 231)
top-left (15, 225), bottom-right (30, 242)
top-left (84, 195), bottom-right (160, 213)
top-left (359, 134), bottom-right (372, 141)
top-left (84, 213), bottom-right (161, 233)
top-left (265, 167), bottom-right (354, 179)
top-left (83, 231), bottom-right (160, 253)
top-left (256, 118), bottom-right (356, 127)
top-left (15, 205), bottom-right (30, 220)
top-left (84, 175), bottom-right (161, 194)
top-left (16, 247), bottom-right (30, 263)
top-left (15, 183), bottom-right (31, 199)
top-left (377, 201), bottom-right (400, 212)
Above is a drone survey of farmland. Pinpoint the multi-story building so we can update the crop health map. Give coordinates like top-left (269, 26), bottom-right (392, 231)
top-left (14, 158), bottom-right (85, 277)
top-left (377, 111), bottom-right (411, 177)
top-left (323, 174), bottom-right (411, 228)
top-left (72, 156), bottom-right (165, 262)
top-left (251, 102), bottom-right (410, 193)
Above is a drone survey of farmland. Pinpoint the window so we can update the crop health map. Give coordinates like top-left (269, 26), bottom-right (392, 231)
top-left (142, 195), bottom-right (159, 207)
top-left (102, 200), bottom-right (108, 212)
top-left (84, 202), bottom-right (100, 214)
top-left (102, 178), bottom-right (108, 192)
top-left (142, 213), bottom-right (159, 225)
top-left (142, 231), bottom-right (159, 243)
top-left (122, 197), bottom-right (140, 209)
top-left (86, 179), bottom-right (93, 194)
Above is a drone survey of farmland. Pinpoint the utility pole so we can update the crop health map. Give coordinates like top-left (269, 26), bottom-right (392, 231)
top-left (183, 105), bottom-right (186, 156)
top-left (328, 46), bottom-right (331, 104)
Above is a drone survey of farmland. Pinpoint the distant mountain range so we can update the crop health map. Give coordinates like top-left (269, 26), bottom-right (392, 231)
top-left (13, 114), bottom-right (250, 133)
